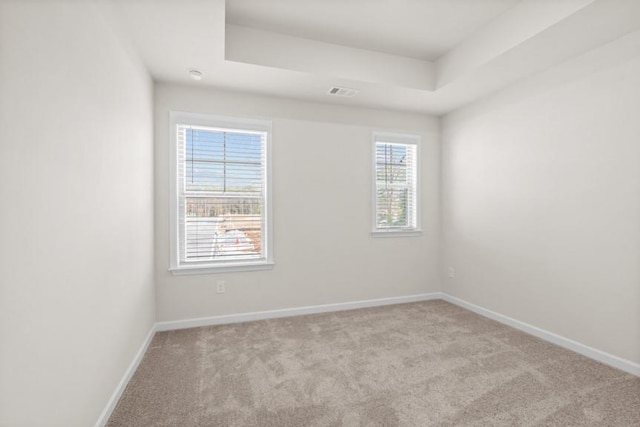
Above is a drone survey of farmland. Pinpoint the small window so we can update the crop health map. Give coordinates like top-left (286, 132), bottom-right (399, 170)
top-left (372, 132), bottom-right (421, 237)
top-left (169, 112), bottom-right (273, 274)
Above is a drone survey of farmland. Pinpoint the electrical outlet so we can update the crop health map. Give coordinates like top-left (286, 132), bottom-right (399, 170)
top-left (448, 267), bottom-right (456, 278)
top-left (216, 280), bottom-right (226, 294)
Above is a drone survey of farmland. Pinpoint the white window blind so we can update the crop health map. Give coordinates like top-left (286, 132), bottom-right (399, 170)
top-left (373, 133), bottom-right (420, 234)
top-left (170, 113), bottom-right (272, 273)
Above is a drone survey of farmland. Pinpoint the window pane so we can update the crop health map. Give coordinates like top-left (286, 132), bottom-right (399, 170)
top-left (185, 128), bottom-right (264, 194)
top-left (185, 197), bottom-right (262, 260)
top-left (185, 161), bottom-right (224, 191)
top-left (376, 188), bottom-right (409, 227)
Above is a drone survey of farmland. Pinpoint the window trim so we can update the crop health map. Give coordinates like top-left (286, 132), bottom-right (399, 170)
top-left (371, 131), bottom-right (422, 238)
top-left (169, 111), bottom-right (274, 275)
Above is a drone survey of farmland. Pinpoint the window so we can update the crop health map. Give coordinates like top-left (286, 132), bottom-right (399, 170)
top-left (372, 132), bottom-right (421, 236)
top-left (169, 112), bottom-right (273, 274)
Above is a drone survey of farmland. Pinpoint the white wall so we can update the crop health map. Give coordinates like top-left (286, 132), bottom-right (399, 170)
top-left (442, 56), bottom-right (640, 365)
top-left (155, 84), bottom-right (440, 322)
top-left (0, 3), bottom-right (155, 427)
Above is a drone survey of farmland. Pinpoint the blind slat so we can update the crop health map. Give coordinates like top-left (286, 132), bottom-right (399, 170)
top-left (178, 124), bottom-right (267, 263)
top-left (374, 140), bottom-right (418, 230)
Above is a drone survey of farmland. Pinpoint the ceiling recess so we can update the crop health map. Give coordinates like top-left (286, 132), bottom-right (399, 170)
top-left (328, 86), bottom-right (358, 97)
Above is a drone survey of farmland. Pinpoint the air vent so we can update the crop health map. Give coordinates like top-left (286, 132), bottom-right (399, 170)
top-left (328, 86), bottom-right (358, 97)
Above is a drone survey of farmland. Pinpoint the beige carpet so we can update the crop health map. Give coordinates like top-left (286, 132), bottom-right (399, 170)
top-left (107, 301), bottom-right (640, 426)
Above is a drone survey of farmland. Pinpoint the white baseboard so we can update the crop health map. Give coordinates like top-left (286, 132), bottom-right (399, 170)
top-left (94, 324), bottom-right (157, 427)
top-left (441, 293), bottom-right (640, 378)
top-left (155, 292), bottom-right (442, 332)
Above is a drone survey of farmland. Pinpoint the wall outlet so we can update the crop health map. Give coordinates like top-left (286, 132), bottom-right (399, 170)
top-left (216, 280), bottom-right (226, 294)
top-left (448, 267), bottom-right (456, 278)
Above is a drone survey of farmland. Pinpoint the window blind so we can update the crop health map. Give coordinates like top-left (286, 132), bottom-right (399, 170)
top-left (177, 124), bottom-right (267, 265)
top-left (374, 139), bottom-right (418, 230)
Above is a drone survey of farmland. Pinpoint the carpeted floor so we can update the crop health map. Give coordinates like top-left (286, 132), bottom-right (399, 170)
top-left (107, 300), bottom-right (640, 426)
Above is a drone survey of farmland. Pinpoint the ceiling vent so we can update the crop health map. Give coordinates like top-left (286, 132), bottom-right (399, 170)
top-left (328, 86), bottom-right (358, 97)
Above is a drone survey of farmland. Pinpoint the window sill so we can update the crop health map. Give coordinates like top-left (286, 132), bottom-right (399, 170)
top-left (371, 230), bottom-right (422, 238)
top-left (169, 261), bottom-right (274, 275)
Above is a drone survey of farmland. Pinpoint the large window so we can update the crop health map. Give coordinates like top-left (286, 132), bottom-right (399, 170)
top-left (170, 112), bottom-right (273, 274)
top-left (372, 132), bottom-right (421, 236)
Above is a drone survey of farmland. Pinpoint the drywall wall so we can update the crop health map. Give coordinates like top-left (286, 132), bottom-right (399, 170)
top-left (0, 3), bottom-right (154, 427)
top-left (442, 55), bottom-right (640, 365)
top-left (155, 84), bottom-right (440, 322)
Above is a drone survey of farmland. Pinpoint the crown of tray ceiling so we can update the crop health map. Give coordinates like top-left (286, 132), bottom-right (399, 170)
top-left (108, 0), bottom-right (640, 114)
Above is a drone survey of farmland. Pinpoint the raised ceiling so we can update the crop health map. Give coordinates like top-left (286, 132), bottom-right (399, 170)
top-left (107, 0), bottom-right (640, 115)
top-left (226, 0), bottom-right (520, 60)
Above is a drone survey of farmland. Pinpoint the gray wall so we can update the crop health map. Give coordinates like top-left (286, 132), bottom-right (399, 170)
top-left (0, 3), bottom-right (155, 426)
top-left (154, 84), bottom-right (441, 322)
top-left (442, 56), bottom-right (640, 365)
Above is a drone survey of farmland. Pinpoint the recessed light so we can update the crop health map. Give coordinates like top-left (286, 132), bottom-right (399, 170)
top-left (188, 69), bottom-right (203, 81)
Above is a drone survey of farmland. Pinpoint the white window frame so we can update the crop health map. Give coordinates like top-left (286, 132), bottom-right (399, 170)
top-left (169, 111), bottom-right (274, 275)
top-left (371, 131), bottom-right (422, 238)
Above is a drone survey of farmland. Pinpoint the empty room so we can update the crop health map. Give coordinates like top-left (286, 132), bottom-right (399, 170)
top-left (2, 0), bottom-right (640, 426)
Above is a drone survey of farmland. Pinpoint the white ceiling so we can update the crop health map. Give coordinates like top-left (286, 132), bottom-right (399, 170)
top-left (106, 0), bottom-right (640, 115)
top-left (226, 0), bottom-right (520, 60)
